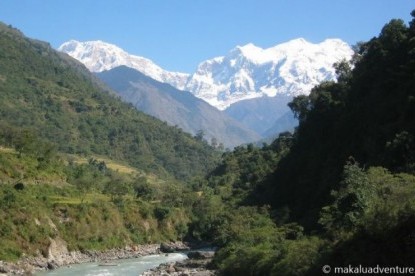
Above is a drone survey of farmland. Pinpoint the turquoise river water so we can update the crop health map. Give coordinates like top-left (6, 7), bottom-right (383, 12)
top-left (36, 253), bottom-right (188, 276)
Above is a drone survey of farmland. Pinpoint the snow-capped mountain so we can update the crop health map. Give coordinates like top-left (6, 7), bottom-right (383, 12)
top-left (58, 40), bottom-right (189, 89)
top-left (59, 38), bottom-right (353, 110)
top-left (184, 38), bottom-right (354, 109)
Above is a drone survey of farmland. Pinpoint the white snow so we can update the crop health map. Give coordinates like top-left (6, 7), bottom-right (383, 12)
top-left (58, 38), bottom-right (353, 110)
top-left (58, 40), bottom-right (190, 90)
top-left (184, 38), bottom-right (353, 109)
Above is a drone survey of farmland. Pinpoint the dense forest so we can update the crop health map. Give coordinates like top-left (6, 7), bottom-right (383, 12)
top-left (0, 10), bottom-right (415, 276)
top-left (0, 21), bottom-right (219, 261)
top-left (195, 11), bottom-right (415, 275)
top-left (0, 22), bottom-right (219, 181)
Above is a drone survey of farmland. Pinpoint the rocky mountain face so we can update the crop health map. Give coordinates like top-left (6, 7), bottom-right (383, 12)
top-left (97, 66), bottom-right (261, 148)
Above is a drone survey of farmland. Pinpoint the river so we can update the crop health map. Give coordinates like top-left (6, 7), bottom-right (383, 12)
top-left (36, 253), bottom-right (188, 276)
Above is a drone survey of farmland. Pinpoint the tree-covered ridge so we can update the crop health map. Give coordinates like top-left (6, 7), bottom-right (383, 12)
top-left (263, 14), bottom-right (415, 225)
top-left (193, 11), bottom-right (415, 275)
top-left (0, 22), bottom-right (219, 181)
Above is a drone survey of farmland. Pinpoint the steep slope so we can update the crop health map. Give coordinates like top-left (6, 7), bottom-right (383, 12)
top-left (0, 22), bottom-right (218, 181)
top-left (58, 40), bottom-right (189, 89)
top-left (97, 66), bottom-right (261, 148)
top-left (259, 18), bottom-right (415, 226)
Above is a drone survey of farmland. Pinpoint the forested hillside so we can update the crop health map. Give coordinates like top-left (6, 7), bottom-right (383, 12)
top-left (1, 10), bottom-right (415, 276)
top-left (191, 12), bottom-right (415, 275)
top-left (0, 22), bottom-right (219, 181)
top-left (264, 13), bottom-right (415, 227)
top-left (0, 22), bottom-right (218, 263)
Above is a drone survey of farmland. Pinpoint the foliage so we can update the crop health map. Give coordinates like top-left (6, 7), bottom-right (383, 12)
top-left (319, 162), bottom-right (375, 238)
top-left (208, 139), bottom-right (288, 204)
top-left (211, 10), bottom-right (415, 275)
top-left (0, 22), bottom-right (219, 182)
top-left (212, 207), bottom-right (325, 276)
top-left (187, 137), bottom-right (290, 241)
top-left (256, 12), bottom-right (415, 227)
top-left (312, 164), bottom-right (415, 268)
top-left (1, 10), bottom-right (415, 276)
top-left (0, 138), bottom-right (194, 260)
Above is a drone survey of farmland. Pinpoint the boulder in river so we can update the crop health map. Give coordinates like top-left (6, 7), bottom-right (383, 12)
top-left (160, 241), bottom-right (190, 253)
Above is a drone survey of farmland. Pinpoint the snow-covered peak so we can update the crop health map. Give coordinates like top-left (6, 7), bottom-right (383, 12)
top-left (236, 43), bottom-right (262, 56)
top-left (278, 37), bottom-right (309, 46)
top-left (184, 38), bottom-right (354, 109)
top-left (59, 40), bottom-right (140, 72)
top-left (58, 40), bottom-right (189, 89)
top-left (231, 43), bottom-right (271, 64)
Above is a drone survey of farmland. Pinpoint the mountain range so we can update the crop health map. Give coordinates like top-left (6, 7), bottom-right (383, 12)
top-left (59, 38), bottom-right (353, 144)
top-left (59, 39), bottom-right (353, 110)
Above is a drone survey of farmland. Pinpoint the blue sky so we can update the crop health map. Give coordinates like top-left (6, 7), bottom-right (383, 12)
top-left (0, 0), bottom-right (413, 72)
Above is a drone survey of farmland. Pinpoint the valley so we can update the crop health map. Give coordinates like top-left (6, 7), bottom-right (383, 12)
top-left (1, 9), bottom-right (415, 276)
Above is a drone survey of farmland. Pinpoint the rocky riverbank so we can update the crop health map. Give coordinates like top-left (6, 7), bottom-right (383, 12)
top-left (142, 250), bottom-right (216, 276)
top-left (0, 239), bottom-right (190, 275)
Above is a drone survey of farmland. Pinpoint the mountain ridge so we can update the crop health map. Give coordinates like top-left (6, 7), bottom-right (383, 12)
top-left (96, 66), bottom-right (261, 148)
top-left (59, 38), bottom-right (353, 110)
top-left (0, 22), bottom-right (219, 181)
top-left (58, 40), bottom-right (189, 89)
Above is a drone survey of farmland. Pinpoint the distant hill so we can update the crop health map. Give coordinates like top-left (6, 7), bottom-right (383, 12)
top-left (0, 22), bottom-right (219, 181)
top-left (261, 110), bottom-right (297, 137)
top-left (97, 66), bottom-right (261, 148)
top-left (224, 94), bottom-right (297, 136)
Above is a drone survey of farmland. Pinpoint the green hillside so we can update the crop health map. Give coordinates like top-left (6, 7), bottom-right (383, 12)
top-left (0, 22), bottom-right (219, 262)
top-left (0, 144), bottom-right (193, 260)
top-left (1, 11), bottom-right (415, 275)
top-left (188, 12), bottom-right (415, 275)
top-left (264, 15), bottom-right (415, 226)
top-left (0, 22), bottom-right (219, 182)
